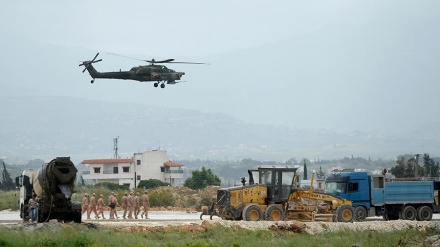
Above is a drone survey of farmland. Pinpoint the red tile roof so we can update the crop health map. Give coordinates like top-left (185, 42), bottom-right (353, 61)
top-left (81, 158), bottom-right (133, 164)
top-left (164, 160), bottom-right (184, 167)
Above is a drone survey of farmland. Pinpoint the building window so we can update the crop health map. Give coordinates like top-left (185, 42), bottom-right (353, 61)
top-left (123, 183), bottom-right (130, 189)
top-left (137, 175), bottom-right (141, 181)
top-left (160, 167), bottom-right (165, 172)
top-left (93, 167), bottom-right (101, 174)
top-left (137, 160), bottom-right (141, 165)
top-left (113, 167), bottom-right (118, 174)
top-left (123, 167), bottom-right (130, 173)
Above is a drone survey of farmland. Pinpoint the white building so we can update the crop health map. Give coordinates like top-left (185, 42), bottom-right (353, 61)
top-left (81, 150), bottom-right (184, 189)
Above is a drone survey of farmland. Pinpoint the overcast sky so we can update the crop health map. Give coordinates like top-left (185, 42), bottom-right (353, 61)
top-left (3, 1), bottom-right (438, 57)
top-left (1, 1), bottom-right (440, 135)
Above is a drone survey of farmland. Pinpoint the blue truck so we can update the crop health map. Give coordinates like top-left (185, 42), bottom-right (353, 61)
top-left (325, 170), bottom-right (440, 221)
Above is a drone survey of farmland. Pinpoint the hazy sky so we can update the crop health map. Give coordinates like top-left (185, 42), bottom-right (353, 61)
top-left (1, 1), bottom-right (439, 135)
top-left (3, 1), bottom-right (437, 57)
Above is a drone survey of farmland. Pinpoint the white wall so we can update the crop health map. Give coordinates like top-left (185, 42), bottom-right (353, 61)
top-left (134, 150), bottom-right (168, 182)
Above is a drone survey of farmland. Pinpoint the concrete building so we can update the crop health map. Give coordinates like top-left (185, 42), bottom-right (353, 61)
top-left (81, 150), bottom-right (184, 189)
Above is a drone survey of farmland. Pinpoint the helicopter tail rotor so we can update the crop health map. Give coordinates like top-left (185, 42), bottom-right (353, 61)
top-left (79, 53), bottom-right (102, 73)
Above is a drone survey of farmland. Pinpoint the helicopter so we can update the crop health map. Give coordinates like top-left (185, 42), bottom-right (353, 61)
top-left (79, 53), bottom-right (207, 88)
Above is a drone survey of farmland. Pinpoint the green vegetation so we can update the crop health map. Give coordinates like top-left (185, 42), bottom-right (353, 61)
top-left (0, 160), bottom-right (15, 191)
top-left (0, 224), bottom-right (436, 247)
top-left (0, 190), bottom-right (20, 210)
top-left (1, 185), bottom-right (216, 211)
top-left (179, 154), bottom-right (440, 186)
top-left (138, 179), bottom-right (170, 189)
top-left (149, 188), bottom-right (176, 207)
top-left (391, 153), bottom-right (440, 178)
top-left (93, 182), bottom-right (128, 191)
top-left (184, 167), bottom-right (221, 189)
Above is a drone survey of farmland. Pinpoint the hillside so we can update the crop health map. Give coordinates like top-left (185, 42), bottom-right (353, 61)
top-left (1, 96), bottom-right (439, 166)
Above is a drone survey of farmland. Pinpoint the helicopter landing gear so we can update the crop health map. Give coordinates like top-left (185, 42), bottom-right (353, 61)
top-left (160, 83), bottom-right (165, 89)
top-left (154, 82), bottom-right (159, 87)
top-left (91, 79), bottom-right (95, 84)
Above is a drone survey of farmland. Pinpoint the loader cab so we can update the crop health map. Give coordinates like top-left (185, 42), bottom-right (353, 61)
top-left (257, 167), bottom-right (298, 203)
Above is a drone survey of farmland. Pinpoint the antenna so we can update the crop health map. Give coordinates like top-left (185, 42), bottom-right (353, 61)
top-left (113, 136), bottom-right (119, 159)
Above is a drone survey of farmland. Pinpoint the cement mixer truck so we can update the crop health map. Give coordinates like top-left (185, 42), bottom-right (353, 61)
top-left (16, 157), bottom-right (82, 223)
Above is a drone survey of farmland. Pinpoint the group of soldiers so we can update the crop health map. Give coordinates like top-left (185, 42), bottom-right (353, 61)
top-left (81, 190), bottom-right (150, 220)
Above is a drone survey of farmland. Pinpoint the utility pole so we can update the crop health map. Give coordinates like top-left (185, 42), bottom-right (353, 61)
top-left (414, 153), bottom-right (420, 178)
top-left (113, 136), bottom-right (119, 159)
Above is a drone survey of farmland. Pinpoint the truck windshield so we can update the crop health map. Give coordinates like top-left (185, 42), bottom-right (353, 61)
top-left (325, 182), bottom-right (346, 194)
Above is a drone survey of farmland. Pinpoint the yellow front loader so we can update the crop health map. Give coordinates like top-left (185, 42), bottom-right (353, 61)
top-left (210, 166), bottom-right (353, 222)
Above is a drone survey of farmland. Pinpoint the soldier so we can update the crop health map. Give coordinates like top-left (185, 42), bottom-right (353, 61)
top-left (134, 192), bottom-right (140, 219)
top-left (108, 193), bottom-right (115, 219)
top-left (81, 193), bottom-right (89, 218)
top-left (121, 192), bottom-right (128, 219)
top-left (127, 191), bottom-right (134, 219)
top-left (97, 194), bottom-right (106, 219)
top-left (141, 190), bottom-right (150, 219)
top-left (89, 193), bottom-right (99, 219)
top-left (112, 192), bottom-right (120, 219)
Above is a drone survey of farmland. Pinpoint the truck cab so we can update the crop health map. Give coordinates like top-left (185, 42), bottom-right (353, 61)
top-left (16, 170), bottom-right (35, 222)
top-left (325, 169), bottom-right (384, 221)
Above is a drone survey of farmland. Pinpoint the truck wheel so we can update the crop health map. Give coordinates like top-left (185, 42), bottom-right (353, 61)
top-left (242, 204), bottom-right (263, 221)
top-left (416, 206), bottom-right (433, 221)
top-left (353, 206), bottom-right (367, 222)
top-left (383, 212), bottom-right (399, 221)
top-left (73, 212), bottom-right (82, 223)
top-left (265, 204), bottom-right (285, 221)
top-left (336, 205), bottom-right (354, 223)
top-left (401, 206), bottom-right (417, 220)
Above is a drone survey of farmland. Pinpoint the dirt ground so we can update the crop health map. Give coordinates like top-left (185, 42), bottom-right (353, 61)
top-left (5, 217), bottom-right (440, 236)
top-left (3, 216), bottom-right (440, 246)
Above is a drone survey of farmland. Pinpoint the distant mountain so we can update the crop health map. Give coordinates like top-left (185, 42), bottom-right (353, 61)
top-left (1, 96), bottom-right (439, 165)
top-left (2, 17), bottom-right (440, 136)
top-left (1, 17), bottom-right (440, 165)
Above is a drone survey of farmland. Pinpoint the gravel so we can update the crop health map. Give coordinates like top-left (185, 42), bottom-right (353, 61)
top-left (2, 216), bottom-right (440, 236)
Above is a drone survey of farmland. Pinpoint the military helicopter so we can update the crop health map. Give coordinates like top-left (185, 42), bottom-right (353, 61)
top-left (79, 53), bottom-right (207, 88)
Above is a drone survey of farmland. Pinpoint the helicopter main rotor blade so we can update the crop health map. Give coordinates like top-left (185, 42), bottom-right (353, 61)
top-left (107, 52), bottom-right (145, 62)
top-left (168, 61), bottom-right (210, 65)
top-left (107, 52), bottom-right (209, 65)
top-left (93, 59), bottom-right (102, 63)
top-left (146, 59), bottom-right (175, 64)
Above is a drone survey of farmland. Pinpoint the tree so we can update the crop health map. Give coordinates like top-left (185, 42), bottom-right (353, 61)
top-left (137, 179), bottom-right (169, 189)
top-left (303, 159), bottom-right (308, 180)
top-left (423, 153), bottom-right (440, 177)
top-left (184, 167), bottom-right (221, 190)
top-left (390, 157), bottom-right (406, 178)
top-left (391, 154), bottom-right (425, 178)
top-left (1, 160), bottom-right (15, 191)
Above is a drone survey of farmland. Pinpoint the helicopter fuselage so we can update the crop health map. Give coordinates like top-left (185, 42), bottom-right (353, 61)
top-left (83, 63), bottom-right (184, 85)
